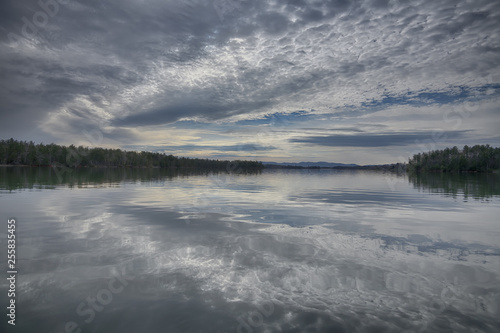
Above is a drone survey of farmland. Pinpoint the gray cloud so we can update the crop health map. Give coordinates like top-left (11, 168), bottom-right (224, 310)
top-left (291, 131), bottom-right (470, 147)
top-left (123, 143), bottom-right (276, 152)
top-left (114, 100), bottom-right (273, 127)
top-left (0, 0), bottom-right (499, 161)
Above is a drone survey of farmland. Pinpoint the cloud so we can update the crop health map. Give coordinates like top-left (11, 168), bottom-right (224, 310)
top-left (122, 143), bottom-right (276, 152)
top-left (114, 100), bottom-right (273, 127)
top-left (0, 0), bottom-right (499, 162)
top-left (291, 130), bottom-right (470, 147)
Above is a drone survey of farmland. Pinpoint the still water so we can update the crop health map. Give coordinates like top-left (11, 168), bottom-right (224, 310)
top-left (1, 167), bottom-right (499, 333)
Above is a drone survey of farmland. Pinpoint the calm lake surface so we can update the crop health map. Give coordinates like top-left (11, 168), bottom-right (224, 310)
top-left (1, 167), bottom-right (499, 333)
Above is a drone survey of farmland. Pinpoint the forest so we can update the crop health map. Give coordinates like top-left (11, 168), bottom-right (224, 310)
top-left (0, 139), bottom-right (264, 171)
top-left (407, 144), bottom-right (500, 173)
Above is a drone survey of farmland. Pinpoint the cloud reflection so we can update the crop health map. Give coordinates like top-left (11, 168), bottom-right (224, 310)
top-left (2, 170), bottom-right (499, 332)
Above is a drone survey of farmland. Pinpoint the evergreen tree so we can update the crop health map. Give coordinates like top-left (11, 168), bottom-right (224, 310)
top-left (408, 145), bottom-right (500, 173)
top-left (0, 139), bottom-right (264, 172)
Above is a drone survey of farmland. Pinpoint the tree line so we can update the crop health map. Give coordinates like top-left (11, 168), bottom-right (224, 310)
top-left (407, 144), bottom-right (500, 173)
top-left (0, 138), bottom-right (264, 171)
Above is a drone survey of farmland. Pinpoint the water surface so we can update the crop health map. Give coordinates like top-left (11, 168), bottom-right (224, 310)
top-left (1, 167), bottom-right (499, 332)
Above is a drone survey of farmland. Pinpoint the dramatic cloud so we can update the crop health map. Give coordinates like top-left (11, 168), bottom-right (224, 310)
top-left (1, 0), bottom-right (499, 163)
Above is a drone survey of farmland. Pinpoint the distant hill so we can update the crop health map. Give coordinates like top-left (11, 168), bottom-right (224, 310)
top-left (263, 161), bottom-right (359, 168)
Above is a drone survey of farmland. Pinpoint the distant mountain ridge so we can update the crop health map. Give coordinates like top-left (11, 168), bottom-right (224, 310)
top-left (263, 161), bottom-right (359, 168)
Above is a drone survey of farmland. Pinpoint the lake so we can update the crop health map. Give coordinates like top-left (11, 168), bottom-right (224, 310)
top-left (1, 167), bottom-right (499, 333)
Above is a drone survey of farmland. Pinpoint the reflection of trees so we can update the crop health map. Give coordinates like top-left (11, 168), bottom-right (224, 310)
top-left (408, 172), bottom-right (500, 200)
top-left (0, 167), bottom-right (261, 191)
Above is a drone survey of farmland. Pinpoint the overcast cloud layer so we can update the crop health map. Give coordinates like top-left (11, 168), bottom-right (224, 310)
top-left (1, 0), bottom-right (499, 164)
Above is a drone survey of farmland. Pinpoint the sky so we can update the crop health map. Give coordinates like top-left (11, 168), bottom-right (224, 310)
top-left (0, 0), bottom-right (499, 164)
